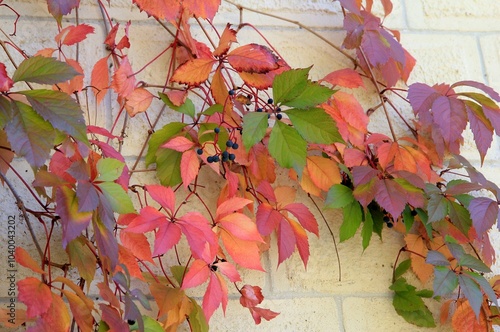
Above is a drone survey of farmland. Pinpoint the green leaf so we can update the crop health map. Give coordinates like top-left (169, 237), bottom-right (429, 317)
top-left (433, 266), bottom-right (458, 297)
top-left (20, 89), bottom-right (88, 144)
top-left (6, 101), bottom-right (56, 167)
top-left (156, 148), bottom-right (182, 187)
top-left (361, 209), bottom-right (373, 250)
top-left (369, 205), bottom-right (385, 239)
top-left (97, 321), bottom-right (110, 332)
top-left (283, 82), bottom-right (334, 108)
top-left (458, 254), bottom-right (491, 273)
top-left (96, 158), bottom-right (124, 182)
top-left (146, 122), bottom-right (186, 166)
top-left (394, 307), bottom-right (436, 328)
top-left (458, 274), bottom-right (483, 318)
top-left (189, 298), bottom-right (209, 332)
top-left (339, 201), bottom-right (362, 242)
top-left (286, 108), bottom-right (343, 144)
top-left (415, 208), bottom-right (433, 239)
top-left (415, 289), bottom-right (433, 298)
top-left (325, 184), bottom-right (354, 209)
top-left (0, 96), bottom-right (12, 128)
top-left (159, 93), bottom-right (195, 118)
top-left (394, 259), bottom-right (411, 280)
top-left (273, 67), bottom-right (310, 104)
top-left (202, 104), bottom-right (223, 116)
top-left (402, 205), bottom-right (414, 232)
top-left (13, 56), bottom-right (79, 84)
top-left (242, 112), bottom-right (269, 150)
top-left (393, 290), bottom-right (425, 311)
top-left (142, 316), bottom-right (165, 332)
top-left (427, 194), bottom-right (448, 223)
top-left (97, 182), bottom-right (135, 214)
top-left (66, 236), bottom-right (97, 284)
top-left (170, 266), bottom-right (186, 286)
top-left (268, 120), bottom-right (307, 174)
top-left (390, 277), bottom-right (413, 292)
top-left (448, 200), bottom-right (472, 235)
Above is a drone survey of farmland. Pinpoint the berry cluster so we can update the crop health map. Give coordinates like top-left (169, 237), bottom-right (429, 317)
top-left (198, 127), bottom-right (239, 164)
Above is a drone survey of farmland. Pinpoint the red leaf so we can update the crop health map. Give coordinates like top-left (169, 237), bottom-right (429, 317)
top-left (183, 0), bottom-right (221, 20)
top-left (17, 278), bottom-right (52, 318)
top-left (120, 231), bottom-right (154, 263)
top-left (47, 0), bottom-right (79, 21)
top-left (27, 292), bottom-right (71, 332)
top-left (220, 232), bottom-right (264, 270)
top-left (15, 247), bottom-right (45, 274)
top-left (133, 0), bottom-right (181, 20)
top-left (55, 24), bottom-right (94, 46)
top-left (213, 24), bottom-right (237, 57)
top-left (227, 44), bottom-right (278, 73)
top-left (240, 285), bottom-right (264, 308)
top-left (162, 136), bottom-right (195, 152)
top-left (117, 244), bottom-right (143, 280)
top-left (110, 56), bottom-right (135, 98)
top-left (180, 149), bottom-right (200, 189)
top-left (182, 259), bottom-right (210, 289)
top-left (153, 221), bottom-right (182, 256)
top-left (216, 197), bottom-right (252, 219)
top-left (0, 63), bottom-right (13, 92)
top-left (283, 203), bottom-right (319, 236)
top-left (125, 88), bottom-right (154, 117)
top-left (469, 197), bottom-right (499, 235)
top-left (277, 219), bottom-right (296, 265)
top-left (321, 68), bottom-right (364, 88)
top-left (256, 203), bottom-right (283, 236)
top-left (145, 185), bottom-right (176, 214)
top-left (214, 261), bottom-right (241, 282)
top-left (202, 273), bottom-right (226, 321)
top-left (171, 58), bottom-right (216, 86)
top-left (249, 306), bottom-right (280, 324)
top-left (91, 57), bottom-right (109, 104)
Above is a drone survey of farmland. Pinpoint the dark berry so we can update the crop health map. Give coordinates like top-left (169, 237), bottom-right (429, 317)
top-left (229, 153), bottom-right (236, 161)
top-left (276, 107), bottom-right (281, 112)
top-left (383, 216), bottom-right (390, 223)
top-left (247, 94), bottom-right (253, 100)
top-left (214, 127), bottom-right (220, 134)
top-left (256, 108), bottom-right (263, 112)
top-left (207, 156), bottom-right (214, 163)
top-left (226, 140), bottom-right (233, 147)
top-left (268, 114), bottom-right (271, 119)
top-left (127, 320), bottom-right (136, 325)
top-left (196, 148), bottom-right (203, 155)
top-left (232, 143), bottom-right (239, 150)
top-left (210, 265), bottom-right (218, 272)
top-left (213, 155), bottom-right (220, 162)
top-left (386, 222), bottom-right (394, 228)
top-left (276, 113), bottom-right (282, 120)
top-left (267, 98), bottom-right (273, 104)
top-left (222, 151), bottom-right (229, 161)
top-left (411, 209), bottom-right (418, 216)
top-left (229, 89), bottom-right (235, 95)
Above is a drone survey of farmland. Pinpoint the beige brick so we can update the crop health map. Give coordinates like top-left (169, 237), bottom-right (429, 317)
top-left (406, 0), bottom-right (500, 32)
top-left (342, 297), bottom-right (452, 332)
top-left (480, 35), bottom-right (500, 94)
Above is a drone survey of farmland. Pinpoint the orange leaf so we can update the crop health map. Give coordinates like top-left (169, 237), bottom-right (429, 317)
top-left (117, 244), bottom-right (144, 280)
top-left (180, 149), bottom-right (199, 189)
top-left (452, 300), bottom-right (491, 332)
top-left (133, 0), bottom-right (181, 21)
top-left (34, 48), bottom-right (56, 57)
top-left (57, 58), bottom-right (84, 94)
top-left (166, 89), bottom-right (187, 107)
top-left (0, 308), bottom-right (29, 328)
top-left (171, 58), bottom-right (216, 86)
top-left (220, 231), bottom-right (264, 271)
top-left (299, 167), bottom-right (322, 197)
top-left (210, 68), bottom-right (231, 107)
top-left (150, 283), bottom-right (192, 327)
top-left (306, 156), bottom-right (341, 191)
top-left (216, 197), bottom-right (253, 219)
top-left (440, 299), bottom-right (452, 325)
top-left (183, 0), bottom-right (221, 20)
top-left (321, 68), bottom-right (364, 88)
top-left (404, 234), bottom-right (433, 283)
top-left (15, 247), bottom-right (45, 274)
top-left (62, 290), bottom-right (94, 332)
top-left (120, 231), bottom-right (154, 263)
top-left (125, 88), bottom-right (154, 117)
top-left (162, 136), bottom-right (195, 152)
top-left (29, 292), bottom-right (71, 332)
top-left (55, 24), bottom-right (94, 46)
top-left (91, 56), bottom-right (110, 104)
top-left (110, 56), bottom-right (135, 98)
top-left (213, 24), bottom-right (237, 57)
top-left (227, 44), bottom-right (278, 73)
top-left (17, 277), bottom-right (52, 318)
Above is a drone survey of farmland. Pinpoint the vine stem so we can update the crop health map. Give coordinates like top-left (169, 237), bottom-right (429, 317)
top-left (223, 0), bottom-right (358, 66)
top-left (358, 46), bottom-right (397, 142)
top-left (308, 194), bottom-right (341, 281)
top-left (0, 171), bottom-right (43, 259)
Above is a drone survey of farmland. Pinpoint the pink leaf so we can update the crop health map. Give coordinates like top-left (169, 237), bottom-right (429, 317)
top-left (277, 219), bottom-right (296, 265)
top-left (110, 56), bottom-right (135, 98)
top-left (321, 68), bottom-right (364, 88)
top-left (162, 136), bottom-right (195, 152)
top-left (287, 217), bottom-right (310, 267)
top-left (256, 203), bottom-right (283, 236)
top-left (214, 261), bottom-right (241, 282)
top-left (469, 197), bottom-right (499, 235)
top-left (182, 259), bottom-right (210, 289)
top-left (202, 273), bottom-right (226, 321)
top-left (249, 307), bottom-right (280, 324)
top-left (283, 203), bottom-right (319, 236)
top-left (178, 212), bottom-right (217, 262)
top-left (227, 44), bottom-right (278, 73)
top-left (126, 206), bottom-right (165, 233)
top-left (153, 221), bottom-right (182, 256)
top-left (17, 278), bottom-right (52, 318)
top-left (239, 285), bottom-right (264, 308)
top-left (216, 197), bottom-right (253, 219)
top-left (181, 149), bottom-right (200, 189)
top-left (0, 63), bottom-right (13, 92)
top-left (145, 185), bottom-right (176, 214)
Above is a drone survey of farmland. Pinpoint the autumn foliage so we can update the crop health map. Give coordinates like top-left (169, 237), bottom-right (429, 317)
top-left (0, 0), bottom-right (499, 331)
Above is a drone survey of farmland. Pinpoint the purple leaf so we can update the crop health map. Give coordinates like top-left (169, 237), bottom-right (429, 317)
top-left (352, 165), bottom-right (379, 187)
top-left (76, 180), bottom-right (99, 212)
top-left (47, 0), bottom-right (80, 22)
top-left (432, 96), bottom-right (467, 143)
top-left (374, 179), bottom-right (407, 218)
top-left (93, 214), bottom-right (119, 269)
top-left (56, 187), bottom-right (92, 248)
top-left (452, 80), bottom-right (500, 102)
top-left (469, 197), bottom-right (499, 235)
top-left (407, 83), bottom-right (440, 124)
